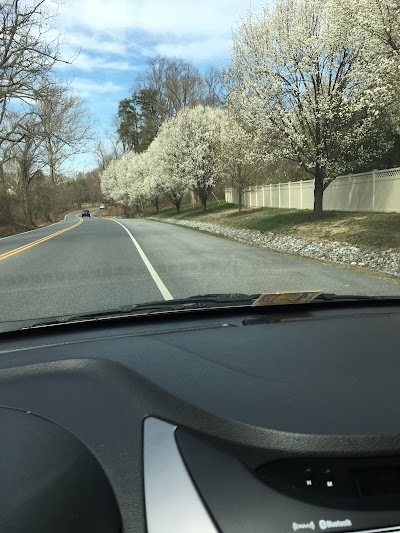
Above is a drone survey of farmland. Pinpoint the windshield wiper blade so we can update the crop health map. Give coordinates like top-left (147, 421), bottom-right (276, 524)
top-left (183, 292), bottom-right (261, 303)
top-left (314, 293), bottom-right (400, 302)
top-left (97, 293), bottom-right (259, 315)
top-left (11, 293), bottom-right (400, 332)
top-left (19, 294), bottom-right (260, 329)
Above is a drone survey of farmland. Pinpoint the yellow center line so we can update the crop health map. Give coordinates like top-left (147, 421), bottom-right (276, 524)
top-left (0, 216), bottom-right (83, 262)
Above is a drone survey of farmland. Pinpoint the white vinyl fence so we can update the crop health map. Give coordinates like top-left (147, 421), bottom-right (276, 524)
top-left (225, 167), bottom-right (400, 212)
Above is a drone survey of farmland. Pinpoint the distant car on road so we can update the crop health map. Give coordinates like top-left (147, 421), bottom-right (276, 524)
top-left (81, 209), bottom-right (91, 217)
top-left (99, 204), bottom-right (106, 209)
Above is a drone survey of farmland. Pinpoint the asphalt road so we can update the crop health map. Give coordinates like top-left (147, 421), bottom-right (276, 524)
top-left (1, 212), bottom-right (399, 325)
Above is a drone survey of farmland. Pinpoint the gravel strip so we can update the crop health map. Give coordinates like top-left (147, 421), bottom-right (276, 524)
top-left (148, 217), bottom-right (400, 277)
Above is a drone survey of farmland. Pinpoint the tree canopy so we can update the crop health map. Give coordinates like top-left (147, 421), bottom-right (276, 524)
top-left (103, 0), bottom-right (400, 215)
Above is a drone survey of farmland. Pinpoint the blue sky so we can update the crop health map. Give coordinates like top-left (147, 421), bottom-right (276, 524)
top-left (53, 0), bottom-right (265, 172)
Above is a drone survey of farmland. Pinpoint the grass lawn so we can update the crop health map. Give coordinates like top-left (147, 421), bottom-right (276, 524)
top-left (147, 202), bottom-right (400, 252)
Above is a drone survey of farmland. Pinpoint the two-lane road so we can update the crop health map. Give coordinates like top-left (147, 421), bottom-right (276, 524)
top-left (1, 213), bottom-right (399, 325)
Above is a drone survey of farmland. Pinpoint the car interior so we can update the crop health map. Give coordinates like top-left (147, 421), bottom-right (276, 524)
top-left (1, 296), bottom-right (400, 532)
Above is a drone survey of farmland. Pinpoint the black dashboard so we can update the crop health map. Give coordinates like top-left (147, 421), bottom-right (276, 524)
top-left (1, 299), bottom-right (400, 533)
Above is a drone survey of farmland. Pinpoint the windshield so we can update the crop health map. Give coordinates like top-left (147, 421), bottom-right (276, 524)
top-left (0, 0), bottom-right (399, 331)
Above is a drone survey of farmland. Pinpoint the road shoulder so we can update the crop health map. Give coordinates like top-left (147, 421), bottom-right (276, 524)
top-left (146, 216), bottom-right (400, 284)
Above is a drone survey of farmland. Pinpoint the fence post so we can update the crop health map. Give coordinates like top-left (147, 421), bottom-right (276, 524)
top-left (255, 187), bottom-right (258, 208)
top-left (288, 181), bottom-right (291, 209)
top-left (300, 180), bottom-right (303, 209)
top-left (262, 185), bottom-right (265, 207)
top-left (348, 175), bottom-right (352, 211)
top-left (278, 182), bottom-right (281, 208)
top-left (372, 169), bottom-right (376, 212)
top-left (270, 184), bottom-right (272, 207)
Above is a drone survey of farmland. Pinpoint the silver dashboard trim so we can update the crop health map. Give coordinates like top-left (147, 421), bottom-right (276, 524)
top-left (352, 529), bottom-right (400, 533)
top-left (143, 421), bottom-right (400, 533)
top-left (143, 417), bottom-right (218, 533)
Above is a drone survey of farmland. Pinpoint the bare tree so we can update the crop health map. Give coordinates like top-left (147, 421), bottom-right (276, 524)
top-left (163, 58), bottom-right (204, 114)
top-left (135, 55), bottom-right (225, 118)
top-left (203, 65), bottom-right (226, 107)
top-left (94, 140), bottom-right (121, 172)
top-left (37, 88), bottom-right (94, 183)
top-left (0, 136), bottom-right (15, 221)
top-left (9, 115), bottom-right (46, 224)
top-left (0, 0), bottom-right (68, 142)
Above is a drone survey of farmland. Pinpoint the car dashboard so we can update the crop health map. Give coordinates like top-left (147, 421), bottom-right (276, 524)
top-left (1, 299), bottom-right (400, 533)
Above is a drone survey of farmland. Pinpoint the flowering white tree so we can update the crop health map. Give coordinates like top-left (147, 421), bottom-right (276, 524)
top-left (219, 113), bottom-right (262, 211)
top-left (336, 0), bottom-right (400, 59)
top-left (140, 151), bottom-right (161, 212)
top-left (334, 0), bottom-right (400, 133)
top-left (172, 105), bottom-right (228, 211)
top-left (144, 105), bottom-right (228, 212)
top-left (102, 105), bottom-right (266, 214)
top-left (227, 0), bottom-right (396, 214)
top-left (100, 158), bottom-right (121, 203)
top-left (146, 130), bottom-right (188, 213)
top-left (100, 151), bottom-right (149, 209)
top-left (122, 151), bottom-right (148, 209)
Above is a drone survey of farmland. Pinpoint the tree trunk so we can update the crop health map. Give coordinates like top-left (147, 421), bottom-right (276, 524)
top-left (313, 166), bottom-right (325, 215)
top-left (193, 182), bottom-right (209, 212)
top-left (176, 202), bottom-right (181, 214)
top-left (0, 161), bottom-right (5, 194)
top-left (50, 161), bottom-right (55, 184)
top-left (193, 189), bottom-right (207, 212)
top-left (198, 187), bottom-right (208, 212)
top-left (0, 161), bottom-right (11, 223)
top-left (23, 181), bottom-right (34, 225)
top-left (153, 197), bottom-right (159, 213)
top-left (238, 188), bottom-right (243, 212)
top-left (20, 160), bottom-right (35, 225)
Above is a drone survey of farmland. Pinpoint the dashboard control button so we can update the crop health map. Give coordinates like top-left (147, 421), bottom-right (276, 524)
top-left (304, 469), bottom-right (314, 488)
top-left (323, 470), bottom-right (335, 488)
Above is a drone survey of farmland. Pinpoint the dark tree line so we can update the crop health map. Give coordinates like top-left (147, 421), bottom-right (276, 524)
top-left (116, 55), bottom-right (225, 153)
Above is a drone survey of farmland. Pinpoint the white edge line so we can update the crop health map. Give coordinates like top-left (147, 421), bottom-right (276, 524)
top-left (110, 218), bottom-right (174, 301)
top-left (0, 212), bottom-right (78, 241)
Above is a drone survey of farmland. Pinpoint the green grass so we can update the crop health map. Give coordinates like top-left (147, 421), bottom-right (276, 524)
top-left (148, 201), bottom-right (233, 220)
top-left (146, 202), bottom-right (400, 251)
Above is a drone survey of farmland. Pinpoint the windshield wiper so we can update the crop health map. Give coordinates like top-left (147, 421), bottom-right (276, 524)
top-left (16, 293), bottom-right (260, 330)
top-left (314, 293), bottom-right (399, 302)
top-left (5, 292), bottom-right (400, 333)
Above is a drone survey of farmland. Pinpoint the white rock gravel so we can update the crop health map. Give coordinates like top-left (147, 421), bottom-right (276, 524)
top-left (148, 217), bottom-right (400, 277)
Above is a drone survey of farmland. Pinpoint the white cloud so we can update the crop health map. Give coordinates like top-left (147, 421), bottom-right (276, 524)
top-left (56, 51), bottom-right (135, 72)
top-left (59, 0), bottom-right (263, 36)
top-left (69, 78), bottom-right (124, 97)
top-left (155, 37), bottom-right (232, 63)
top-left (63, 32), bottom-right (128, 55)
top-left (57, 0), bottom-right (266, 63)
